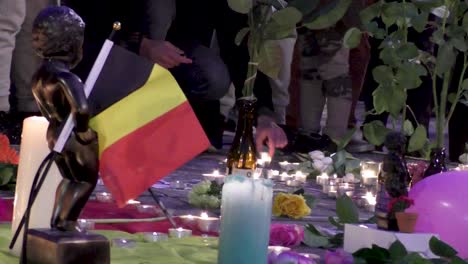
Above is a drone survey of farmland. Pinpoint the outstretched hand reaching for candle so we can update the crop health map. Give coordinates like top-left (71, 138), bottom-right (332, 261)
top-left (256, 115), bottom-right (288, 157)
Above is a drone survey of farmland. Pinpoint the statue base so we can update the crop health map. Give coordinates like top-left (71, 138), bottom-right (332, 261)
top-left (26, 228), bottom-right (110, 264)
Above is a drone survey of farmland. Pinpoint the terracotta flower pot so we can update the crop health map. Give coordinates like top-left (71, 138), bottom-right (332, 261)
top-left (395, 212), bottom-right (418, 233)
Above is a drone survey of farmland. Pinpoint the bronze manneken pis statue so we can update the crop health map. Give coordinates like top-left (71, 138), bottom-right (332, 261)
top-left (31, 6), bottom-right (99, 232)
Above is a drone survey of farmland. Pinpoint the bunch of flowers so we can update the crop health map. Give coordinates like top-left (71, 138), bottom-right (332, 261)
top-left (187, 180), bottom-right (221, 209)
top-left (269, 224), bottom-right (304, 247)
top-left (272, 193), bottom-right (311, 219)
top-left (309, 150), bottom-right (333, 173)
top-left (388, 196), bottom-right (414, 214)
top-left (268, 251), bottom-right (316, 264)
top-left (0, 134), bottom-right (19, 189)
top-left (309, 150), bottom-right (360, 183)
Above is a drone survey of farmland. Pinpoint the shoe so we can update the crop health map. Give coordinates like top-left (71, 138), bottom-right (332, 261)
top-left (346, 139), bottom-right (375, 153)
top-left (279, 126), bottom-right (337, 154)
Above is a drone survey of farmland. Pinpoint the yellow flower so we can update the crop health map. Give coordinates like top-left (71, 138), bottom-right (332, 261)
top-left (272, 193), bottom-right (311, 219)
top-left (272, 193), bottom-right (289, 216)
top-left (283, 195), bottom-right (311, 219)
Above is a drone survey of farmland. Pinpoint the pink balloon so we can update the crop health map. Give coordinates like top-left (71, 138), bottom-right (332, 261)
top-left (408, 170), bottom-right (468, 258)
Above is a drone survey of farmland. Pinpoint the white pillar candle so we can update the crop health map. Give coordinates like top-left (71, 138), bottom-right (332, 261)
top-left (11, 117), bottom-right (62, 256)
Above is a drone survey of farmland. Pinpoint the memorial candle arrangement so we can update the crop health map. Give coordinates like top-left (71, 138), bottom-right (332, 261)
top-left (218, 175), bottom-right (273, 264)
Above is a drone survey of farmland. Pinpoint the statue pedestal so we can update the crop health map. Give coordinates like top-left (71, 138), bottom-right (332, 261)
top-left (27, 229), bottom-right (110, 264)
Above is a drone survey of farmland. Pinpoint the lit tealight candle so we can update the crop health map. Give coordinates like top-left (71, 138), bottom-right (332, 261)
top-left (268, 246), bottom-right (291, 255)
top-left (362, 191), bottom-right (376, 212)
top-left (279, 172), bottom-right (292, 182)
top-left (267, 170), bottom-right (280, 179)
top-left (143, 232), bottom-right (169, 242)
top-left (112, 238), bottom-right (137, 248)
top-left (316, 173), bottom-right (329, 185)
top-left (136, 204), bottom-right (159, 214)
top-left (179, 214), bottom-right (199, 225)
top-left (77, 219), bottom-right (95, 232)
top-left (257, 152), bottom-right (272, 167)
top-left (197, 212), bottom-right (220, 233)
top-left (168, 227), bottom-right (192, 238)
top-left (286, 179), bottom-right (302, 187)
top-left (294, 171), bottom-right (307, 183)
top-left (202, 170), bottom-right (225, 183)
top-left (127, 199), bottom-right (141, 205)
top-left (96, 192), bottom-right (113, 203)
top-left (361, 170), bottom-right (378, 186)
top-left (170, 180), bottom-right (185, 189)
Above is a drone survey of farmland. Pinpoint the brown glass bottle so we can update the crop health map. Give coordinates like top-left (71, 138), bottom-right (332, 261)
top-left (226, 99), bottom-right (257, 177)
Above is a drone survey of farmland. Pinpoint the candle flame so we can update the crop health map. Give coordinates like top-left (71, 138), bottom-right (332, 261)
top-left (363, 192), bottom-right (376, 205)
top-left (200, 212), bottom-right (209, 219)
top-left (212, 170), bottom-right (219, 176)
top-left (177, 227), bottom-right (184, 231)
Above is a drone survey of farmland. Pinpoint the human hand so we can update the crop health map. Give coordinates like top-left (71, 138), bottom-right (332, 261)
top-left (256, 115), bottom-right (288, 157)
top-left (139, 38), bottom-right (192, 69)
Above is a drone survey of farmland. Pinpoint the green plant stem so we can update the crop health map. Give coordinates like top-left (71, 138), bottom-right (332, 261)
top-left (242, 12), bottom-right (259, 98)
top-left (401, 95), bottom-right (407, 133)
top-left (446, 55), bottom-right (468, 126)
top-left (436, 71), bottom-right (451, 148)
top-left (405, 105), bottom-right (420, 127)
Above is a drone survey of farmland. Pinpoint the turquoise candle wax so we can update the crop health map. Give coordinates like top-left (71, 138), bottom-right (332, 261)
top-left (218, 175), bottom-right (273, 264)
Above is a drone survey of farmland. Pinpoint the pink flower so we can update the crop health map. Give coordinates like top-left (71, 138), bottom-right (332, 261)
top-left (270, 224), bottom-right (304, 247)
top-left (325, 249), bottom-right (354, 264)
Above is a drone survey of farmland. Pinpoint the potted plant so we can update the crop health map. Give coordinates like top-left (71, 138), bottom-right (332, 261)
top-left (344, 1), bottom-right (468, 176)
top-left (388, 195), bottom-right (417, 233)
top-left (227, 0), bottom-right (353, 174)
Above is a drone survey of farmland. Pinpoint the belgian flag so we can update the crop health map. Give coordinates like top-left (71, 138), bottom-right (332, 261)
top-left (86, 40), bottom-right (210, 207)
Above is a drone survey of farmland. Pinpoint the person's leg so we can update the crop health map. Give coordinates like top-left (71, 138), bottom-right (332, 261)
top-left (11, 0), bottom-right (52, 113)
top-left (169, 43), bottom-right (230, 149)
top-left (269, 37), bottom-right (296, 125)
top-left (0, 0), bottom-right (25, 112)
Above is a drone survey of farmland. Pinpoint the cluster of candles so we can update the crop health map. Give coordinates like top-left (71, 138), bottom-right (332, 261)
top-left (179, 212), bottom-right (220, 233)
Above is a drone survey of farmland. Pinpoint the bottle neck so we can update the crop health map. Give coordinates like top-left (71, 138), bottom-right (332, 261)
top-left (234, 100), bottom-right (255, 138)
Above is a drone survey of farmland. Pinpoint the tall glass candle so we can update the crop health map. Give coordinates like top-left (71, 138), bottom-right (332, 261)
top-left (218, 175), bottom-right (273, 264)
top-left (11, 117), bottom-right (62, 256)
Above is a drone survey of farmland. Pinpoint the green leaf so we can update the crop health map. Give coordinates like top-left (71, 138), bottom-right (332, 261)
top-left (412, 11), bottom-right (429, 33)
top-left (412, 0), bottom-right (444, 11)
top-left (334, 127), bottom-right (356, 150)
top-left (463, 79), bottom-right (468, 91)
top-left (343, 27), bottom-right (363, 49)
top-left (303, 194), bottom-right (317, 209)
top-left (360, 1), bottom-right (382, 24)
top-left (450, 256), bottom-right (468, 264)
top-left (303, 227), bottom-right (330, 248)
top-left (336, 194), bottom-right (359, 223)
top-left (353, 245), bottom-right (390, 262)
top-left (288, 0), bottom-right (319, 15)
top-left (364, 21), bottom-right (386, 39)
top-left (396, 63), bottom-right (426, 90)
top-left (329, 233), bottom-right (344, 247)
top-left (303, 0), bottom-right (352, 30)
top-left (436, 44), bottom-right (456, 77)
top-left (448, 93), bottom-right (457, 104)
top-left (0, 166), bottom-right (14, 186)
top-left (396, 43), bottom-right (419, 60)
top-left (363, 120), bottom-right (392, 146)
top-left (400, 252), bottom-right (432, 263)
top-left (271, 7), bottom-right (302, 27)
top-left (373, 85), bottom-right (407, 117)
top-left (235, 27), bottom-right (249, 46)
top-left (408, 125), bottom-right (428, 152)
top-left (379, 47), bottom-right (399, 66)
top-left (403, 119), bottom-right (415, 136)
top-left (263, 20), bottom-right (297, 40)
top-left (257, 40), bottom-right (282, 79)
top-left (372, 65), bottom-right (394, 85)
top-left (463, 12), bottom-right (468, 33)
top-left (429, 236), bottom-right (458, 258)
top-left (389, 240), bottom-right (408, 261)
top-left (328, 216), bottom-right (344, 230)
top-left (381, 2), bottom-right (401, 27)
top-left (227, 0), bottom-right (252, 14)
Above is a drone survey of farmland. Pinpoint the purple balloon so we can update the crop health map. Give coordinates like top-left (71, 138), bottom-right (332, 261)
top-left (408, 170), bottom-right (468, 258)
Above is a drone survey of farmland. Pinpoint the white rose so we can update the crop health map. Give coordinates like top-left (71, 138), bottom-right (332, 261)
top-left (460, 153), bottom-right (468, 165)
top-left (313, 160), bottom-right (327, 172)
top-left (309, 150), bottom-right (325, 160)
top-left (344, 173), bottom-right (355, 183)
top-left (322, 157), bottom-right (333, 165)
